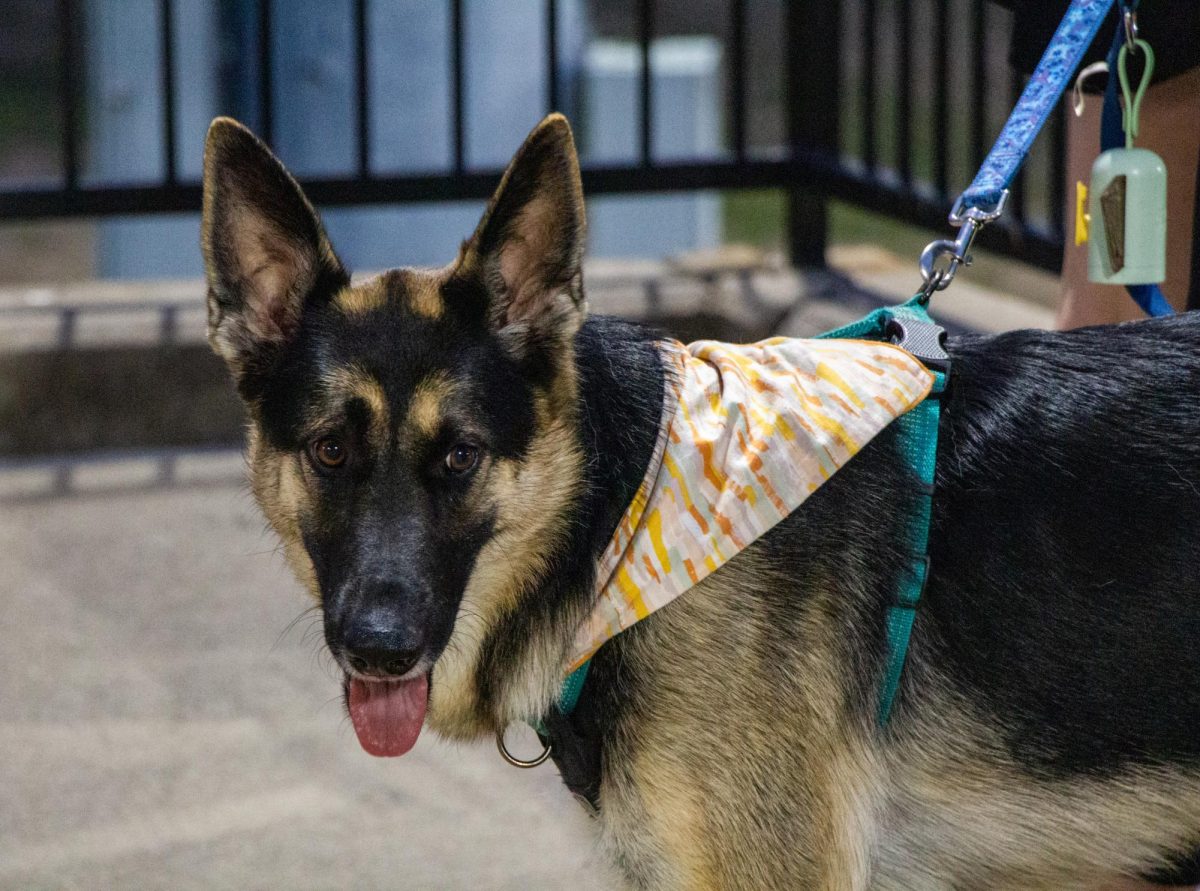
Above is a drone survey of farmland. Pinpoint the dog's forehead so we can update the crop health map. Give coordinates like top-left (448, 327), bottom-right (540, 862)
top-left (299, 268), bottom-right (517, 436)
top-left (334, 267), bottom-right (449, 320)
top-left (317, 267), bottom-right (468, 391)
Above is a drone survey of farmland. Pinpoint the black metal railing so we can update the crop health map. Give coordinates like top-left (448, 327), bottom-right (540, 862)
top-left (3, 0), bottom-right (1067, 272)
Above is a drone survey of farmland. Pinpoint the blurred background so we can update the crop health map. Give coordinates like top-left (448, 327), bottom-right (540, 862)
top-left (1, 0), bottom-right (1061, 886)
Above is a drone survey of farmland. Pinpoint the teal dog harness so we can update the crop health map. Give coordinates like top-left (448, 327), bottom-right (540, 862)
top-left (820, 294), bottom-right (949, 725)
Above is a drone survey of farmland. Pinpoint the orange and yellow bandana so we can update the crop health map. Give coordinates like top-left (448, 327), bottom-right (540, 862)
top-left (566, 336), bottom-right (934, 672)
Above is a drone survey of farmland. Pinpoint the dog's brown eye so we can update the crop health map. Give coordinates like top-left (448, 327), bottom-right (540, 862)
top-left (310, 437), bottom-right (347, 469)
top-left (445, 443), bottom-right (479, 474)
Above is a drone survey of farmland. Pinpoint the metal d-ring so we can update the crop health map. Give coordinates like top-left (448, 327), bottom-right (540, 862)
top-left (496, 725), bottom-right (552, 768)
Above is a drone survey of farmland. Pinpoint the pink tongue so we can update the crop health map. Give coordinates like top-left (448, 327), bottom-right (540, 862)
top-left (348, 675), bottom-right (428, 757)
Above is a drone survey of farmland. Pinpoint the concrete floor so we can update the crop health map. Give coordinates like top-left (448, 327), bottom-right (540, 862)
top-left (0, 451), bottom-right (620, 889)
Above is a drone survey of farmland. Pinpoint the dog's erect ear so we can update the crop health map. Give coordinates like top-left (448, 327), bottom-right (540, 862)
top-left (201, 117), bottom-right (347, 375)
top-left (457, 114), bottom-right (587, 349)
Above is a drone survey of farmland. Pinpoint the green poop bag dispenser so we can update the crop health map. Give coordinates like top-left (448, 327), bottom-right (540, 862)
top-left (1087, 40), bottom-right (1166, 285)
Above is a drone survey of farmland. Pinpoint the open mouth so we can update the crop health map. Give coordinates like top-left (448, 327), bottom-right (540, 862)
top-left (345, 672), bottom-right (431, 757)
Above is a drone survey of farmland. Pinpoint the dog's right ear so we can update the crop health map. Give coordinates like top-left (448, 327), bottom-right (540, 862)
top-left (201, 117), bottom-right (347, 379)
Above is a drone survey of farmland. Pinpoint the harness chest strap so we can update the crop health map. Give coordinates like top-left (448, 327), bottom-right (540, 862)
top-left (817, 296), bottom-right (949, 725)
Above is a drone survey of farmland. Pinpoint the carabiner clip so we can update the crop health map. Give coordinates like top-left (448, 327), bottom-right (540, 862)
top-left (924, 189), bottom-right (1008, 299)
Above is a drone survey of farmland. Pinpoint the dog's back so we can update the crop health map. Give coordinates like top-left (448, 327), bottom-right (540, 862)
top-left (931, 313), bottom-right (1200, 775)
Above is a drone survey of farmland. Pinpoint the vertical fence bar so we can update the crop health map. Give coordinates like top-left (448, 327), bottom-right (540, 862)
top-left (785, 0), bottom-right (840, 267)
top-left (355, 0), bottom-right (370, 177)
top-left (1049, 101), bottom-right (1067, 236)
top-left (58, 0), bottom-right (80, 190)
top-left (970, 0), bottom-right (986, 170)
top-left (258, 0), bottom-right (274, 145)
top-left (933, 0), bottom-right (949, 198)
top-left (638, 0), bottom-right (654, 166)
top-left (730, 0), bottom-right (747, 160)
top-left (451, 0), bottom-right (465, 173)
top-left (546, 0), bottom-right (559, 112)
top-left (159, 0), bottom-right (178, 183)
top-left (862, 0), bottom-right (877, 172)
top-left (1191, 160), bottom-right (1200, 310)
top-left (896, 0), bottom-right (912, 186)
top-left (160, 304), bottom-right (178, 344)
top-left (58, 307), bottom-right (77, 349)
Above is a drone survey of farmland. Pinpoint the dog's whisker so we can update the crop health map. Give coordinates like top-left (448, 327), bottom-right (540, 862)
top-left (274, 604), bottom-right (322, 653)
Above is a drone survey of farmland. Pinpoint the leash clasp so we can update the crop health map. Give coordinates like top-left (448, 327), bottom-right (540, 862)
top-left (919, 190), bottom-right (1008, 299)
top-left (947, 189), bottom-right (1008, 228)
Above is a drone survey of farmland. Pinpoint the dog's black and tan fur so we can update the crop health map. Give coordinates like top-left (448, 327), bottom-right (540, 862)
top-left (202, 114), bottom-right (1200, 889)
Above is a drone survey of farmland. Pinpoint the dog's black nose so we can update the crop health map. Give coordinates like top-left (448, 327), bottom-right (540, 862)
top-left (344, 645), bottom-right (421, 677)
top-left (340, 609), bottom-right (423, 678)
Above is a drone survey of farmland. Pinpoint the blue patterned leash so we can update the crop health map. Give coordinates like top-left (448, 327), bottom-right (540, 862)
top-left (919, 0), bottom-right (1116, 299)
top-left (958, 0), bottom-right (1116, 216)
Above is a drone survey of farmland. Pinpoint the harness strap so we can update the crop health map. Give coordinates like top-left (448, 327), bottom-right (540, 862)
top-left (878, 367), bottom-right (945, 725)
top-left (537, 650), bottom-right (599, 812)
top-left (819, 295), bottom-right (947, 726)
top-left (558, 659), bottom-right (590, 715)
top-left (538, 703), bottom-right (602, 815)
top-left (529, 661), bottom-right (588, 733)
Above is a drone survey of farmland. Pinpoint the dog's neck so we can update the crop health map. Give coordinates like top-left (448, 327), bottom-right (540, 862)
top-left (573, 316), bottom-right (669, 562)
top-left (456, 315), bottom-right (666, 730)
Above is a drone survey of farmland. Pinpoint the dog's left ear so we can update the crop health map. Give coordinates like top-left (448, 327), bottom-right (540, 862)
top-left (457, 113), bottom-right (587, 351)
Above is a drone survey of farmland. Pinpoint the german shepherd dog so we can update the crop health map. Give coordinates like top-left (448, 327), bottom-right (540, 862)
top-left (201, 113), bottom-right (1200, 890)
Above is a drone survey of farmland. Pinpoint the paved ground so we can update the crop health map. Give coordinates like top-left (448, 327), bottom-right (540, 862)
top-left (0, 451), bottom-right (619, 889)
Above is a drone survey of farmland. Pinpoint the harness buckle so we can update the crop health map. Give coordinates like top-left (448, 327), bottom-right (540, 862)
top-left (885, 316), bottom-right (951, 375)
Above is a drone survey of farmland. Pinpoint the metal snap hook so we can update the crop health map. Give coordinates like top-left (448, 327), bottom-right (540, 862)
top-left (1123, 9), bottom-right (1138, 53)
top-left (918, 240), bottom-right (958, 297)
top-left (919, 215), bottom-right (981, 297)
top-left (496, 725), bottom-right (552, 768)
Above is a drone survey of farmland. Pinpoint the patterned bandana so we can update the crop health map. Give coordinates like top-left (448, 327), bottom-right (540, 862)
top-left (565, 336), bottom-right (935, 672)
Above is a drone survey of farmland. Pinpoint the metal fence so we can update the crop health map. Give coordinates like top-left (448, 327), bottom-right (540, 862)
top-left (2, 0), bottom-right (1066, 272)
